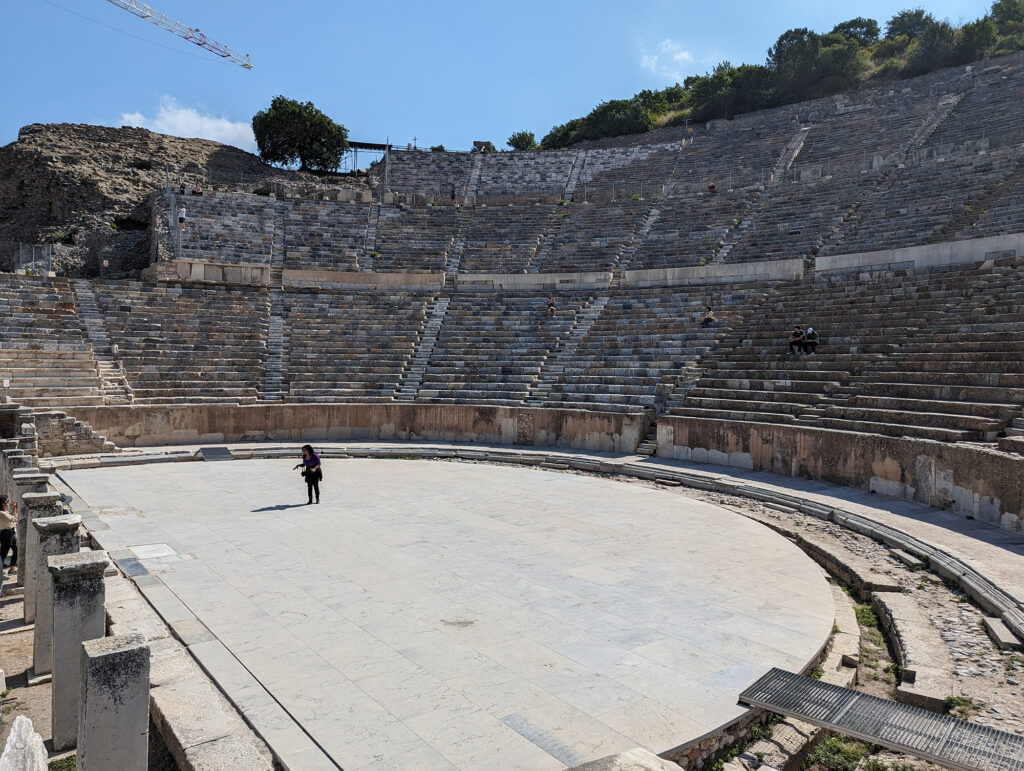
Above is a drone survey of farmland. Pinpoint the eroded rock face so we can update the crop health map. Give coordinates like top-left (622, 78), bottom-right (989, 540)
top-left (0, 123), bottom-right (368, 276)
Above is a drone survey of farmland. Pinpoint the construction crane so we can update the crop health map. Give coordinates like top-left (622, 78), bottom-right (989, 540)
top-left (104, 0), bottom-right (253, 69)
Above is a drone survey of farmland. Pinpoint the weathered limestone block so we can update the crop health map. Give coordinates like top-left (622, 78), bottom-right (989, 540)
top-left (21, 491), bottom-right (62, 621)
top-left (0, 715), bottom-right (48, 771)
top-left (49, 550), bottom-right (109, 751)
top-left (78, 633), bottom-right (150, 771)
top-left (567, 747), bottom-right (682, 770)
top-left (32, 514), bottom-right (82, 676)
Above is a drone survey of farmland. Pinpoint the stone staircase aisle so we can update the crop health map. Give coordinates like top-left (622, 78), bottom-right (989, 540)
top-left (563, 150), bottom-right (588, 201)
top-left (612, 208), bottom-right (660, 283)
top-left (466, 154), bottom-right (483, 200)
top-left (394, 295), bottom-right (451, 401)
top-left (71, 280), bottom-right (132, 405)
top-left (635, 420), bottom-right (658, 456)
top-left (524, 295), bottom-right (609, 405)
top-left (262, 266), bottom-right (287, 401)
top-left (445, 209), bottom-right (469, 275)
top-left (361, 205), bottom-right (380, 271)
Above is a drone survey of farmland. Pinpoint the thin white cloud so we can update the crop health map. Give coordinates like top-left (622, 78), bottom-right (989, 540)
top-left (640, 38), bottom-right (697, 83)
top-left (120, 96), bottom-right (255, 151)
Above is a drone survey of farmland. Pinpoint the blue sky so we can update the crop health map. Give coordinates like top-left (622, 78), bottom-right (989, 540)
top-left (2, 0), bottom-right (994, 159)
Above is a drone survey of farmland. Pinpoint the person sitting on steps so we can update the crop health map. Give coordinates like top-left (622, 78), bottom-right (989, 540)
top-left (788, 325), bottom-right (805, 354)
top-left (802, 327), bottom-right (820, 355)
top-left (546, 296), bottom-right (556, 317)
top-left (700, 306), bottom-right (716, 328)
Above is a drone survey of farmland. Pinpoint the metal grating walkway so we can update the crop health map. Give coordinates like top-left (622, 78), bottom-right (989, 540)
top-left (739, 669), bottom-right (1024, 771)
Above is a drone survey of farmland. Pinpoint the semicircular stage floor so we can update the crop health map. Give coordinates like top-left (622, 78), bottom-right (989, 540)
top-left (62, 457), bottom-right (835, 770)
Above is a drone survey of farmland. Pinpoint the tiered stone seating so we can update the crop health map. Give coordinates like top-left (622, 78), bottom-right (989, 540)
top-left (726, 176), bottom-right (875, 263)
top-left (669, 265), bottom-right (997, 436)
top-left (830, 151), bottom-right (1016, 254)
top-left (416, 294), bottom-right (588, 404)
top-left (672, 121), bottom-right (794, 191)
top-left (537, 200), bottom-right (648, 273)
top-left (92, 281), bottom-right (269, 403)
top-left (795, 86), bottom-right (944, 174)
top-left (374, 151), bottom-right (472, 196)
top-left (629, 192), bottom-right (757, 269)
top-left (282, 199), bottom-right (370, 272)
top-left (177, 192), bottom-right (275, 266)
top-left (0, 276), bottom-right (104, 407)
top-left (476, 152), bottom-right (575, 196)
top-left (543, 285), bottom-right (768, 412)
top-left (372, 206), bottom-right (455, 272)
top-left (815, 260), bottom-right (1024, 441)
top-left (459, 205), bottom-right (553, 273)
top-left (579, 141), bottom-right (681, 200)
top-left (284, 290), bottom-right (429, 401)
top-left (934, 61), bottom-right (1024, 144)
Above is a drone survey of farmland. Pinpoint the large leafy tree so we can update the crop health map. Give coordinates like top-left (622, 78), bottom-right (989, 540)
top-left (768, 28), bottom-right (822, 102)
top-left (830, 17), bottom-right (881, 46)
top-left (251, 96), bottom-right (349, 172)
top-left (507, 131), bottom-right (538, 151)
top-left (885, 8), bottom-right (936, 39)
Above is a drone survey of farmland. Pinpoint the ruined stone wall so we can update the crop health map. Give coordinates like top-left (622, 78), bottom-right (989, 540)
top-left (62, 403), bottom-right (645, 454)
top-left (658, 416), bottom-right (1024, 532)
top-left (34, 411), bottom-right (113, 458)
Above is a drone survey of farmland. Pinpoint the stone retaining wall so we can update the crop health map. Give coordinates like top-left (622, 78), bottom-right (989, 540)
top-left (622, 258), bottom-right (804, 288)
top-left (657, 416), bottom-right (1023, 533)
top-left (65, 403), bottom-right (645, 453)
top-left (815, 231), bottom-right (1024, 274)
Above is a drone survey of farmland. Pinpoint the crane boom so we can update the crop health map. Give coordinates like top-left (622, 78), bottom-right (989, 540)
top-left (104, 0), bottom-right (253, 69)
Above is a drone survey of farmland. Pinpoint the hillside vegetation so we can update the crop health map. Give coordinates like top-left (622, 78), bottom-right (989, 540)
top-left (541, 1), bottom-right (1024, 148)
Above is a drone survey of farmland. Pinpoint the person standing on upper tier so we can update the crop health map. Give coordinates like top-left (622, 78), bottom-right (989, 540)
top-left (177, 204), bottom-right (186, 231)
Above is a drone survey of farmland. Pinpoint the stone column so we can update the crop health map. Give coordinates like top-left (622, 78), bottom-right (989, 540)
top-left (21, 490), bottom-right (62, 622)
top-left (78, 633), bottom-right (150, 771)
top-left (49, 550), bottom-right (109, 752)
top-left (31, 514), bottom-right (81, 677)
top-left (10, 467), bottom-right (46, 588)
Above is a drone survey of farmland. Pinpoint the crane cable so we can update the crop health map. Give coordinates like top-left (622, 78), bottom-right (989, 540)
top-left (39, 0), bottom-right (238, 68)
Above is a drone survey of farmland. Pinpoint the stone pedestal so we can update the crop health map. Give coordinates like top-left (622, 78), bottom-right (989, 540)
top-left (21, 491), bottom-right (62, 622)
top-left (48, 550), bottom-right (109, 752)
top-left (78, 633), bottom-right (150, 771)
top-left (31, 514), bottom-right (81, 676)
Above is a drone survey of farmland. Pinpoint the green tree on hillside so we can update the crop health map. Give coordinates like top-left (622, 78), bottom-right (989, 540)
top-left (885, 8), bottom-right (936, 39)
top-left (768, 28), bottom-right (822, 101)
top-left (251, 96), bottom-right (349, 172)
top-left (831, 17), bottom-right (881, 45)
top-left (507, 131), bottom-right (538, 151)
top-left (957, 18), bottom-right (998, 60)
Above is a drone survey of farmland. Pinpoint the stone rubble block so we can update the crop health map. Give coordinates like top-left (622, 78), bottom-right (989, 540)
top-left (0, 715), bottom-right (48, 771)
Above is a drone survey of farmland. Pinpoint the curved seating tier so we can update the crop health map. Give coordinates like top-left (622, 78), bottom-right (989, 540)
top-left (90, 281), bottom-right (270, 403)
top-left (0, 276), bottom-right (103, 407)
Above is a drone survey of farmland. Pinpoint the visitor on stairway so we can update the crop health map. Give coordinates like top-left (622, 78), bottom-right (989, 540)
top-left (450, 184), bottom-right (457, 207)
top-left (547, 296), bottom-right (556, 317)
top-left (192, 182), bottom-right (203, 196)
top-left (700, 306), bottom-right (716, 328)
top-left (177, 204), bottom-right (186, 231)
top-left (178, 180), bottom-right (186, 196)
top-left (0, 497), bottom-right (17, 577)
top-left (707, 183), bottom-right (718, 196)
top-left (294, 445), bottom-right (322, 504)
top-left (802, 327), bottom-right (820, 354)
top-left (788, 325), bottom-right (805, 354)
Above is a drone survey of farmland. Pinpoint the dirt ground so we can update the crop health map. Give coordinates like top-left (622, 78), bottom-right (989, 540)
top-left (0, 579), bottom-right (72, 766)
